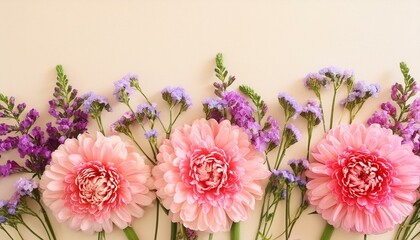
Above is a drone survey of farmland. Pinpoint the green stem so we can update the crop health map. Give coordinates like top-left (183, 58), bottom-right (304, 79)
top-left (98, 230), bottom-right (106, 240)
top-left (230, 222), bottom-right (240, 240)
top-left (285, 185), bottom-right (290, 240)
top-left (95, 115), bottom-right (105, 135)
top-left (329, 88), bottom-right (338, 130)
top-left (154, 200), bottom-right (160, 240)
top-left (209, 233), bottom-right (214, 240)
top-left (0, 225), bottom-right (14, 240)
top-left (316, 92), bottom-right (327, 133)
top-left (170, 222), bottom-right (177, 240)
top-left (255, 188), bottom-right (269, 240)
top-left (320, 223), bottom-right (334, 240)
top-left (123, 226), bottom-right (139, 240)
top-left (364, 234), bottom-right (367, 240)
top-left (21, 222), bottom-right (43, 240)
top-left (16, 227), bottom-right (25, 240)
top-left (306, 125), bottom-right (313, 160)
top-left (35, 188), bottom-right (57, 240)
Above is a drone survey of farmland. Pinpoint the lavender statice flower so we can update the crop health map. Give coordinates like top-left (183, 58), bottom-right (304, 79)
top-left (136, 103), bottom-right (160, 122)
top-left (81, 92), bottom-right (112, 114)
top-left (202, 97), bottom-right (227, 122)
top-left (110, 111), bottom-right (136, 134)
top-left (319, 66), bottom-right (353, 84)
top-left (278, 93), bottom-right (301, 120)
top-left (7, 192), bottom-right (20, 215)
top-left (15, 178), bottom-right (38, 197)
top-left (144, 129), bottom-right (158, 140)
top-left (258, 116), bottom-right (281, 152)
top-left (300, 99), bottom-right (322, 126)
top-left (272, 169), bottom-right (296, 184)
top-left (161, 86), bottom-right (192, 111)
top-left (0, 216), bottom-right (5, 223)
top-left (113, 73), bottom-right (138, 102)
top-left (288, 158), bottom-right (309, 175)
top-left (303, 72), bottom-right (329, 91)
top-left (283, 123), bottom-right (301, 149)
top-left (0, 160), bottom-right (23, 177)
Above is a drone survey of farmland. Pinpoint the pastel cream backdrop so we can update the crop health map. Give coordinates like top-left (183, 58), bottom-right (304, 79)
top-left (0, 1), bottom-right (419, 240)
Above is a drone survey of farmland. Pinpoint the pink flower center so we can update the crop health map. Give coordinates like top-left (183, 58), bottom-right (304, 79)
top-left (333, 147), bottom-right (394, 212)
top-left (65, 161), bottom-right (124, 216)
top-left (188, 148), bottom-right (230, 195)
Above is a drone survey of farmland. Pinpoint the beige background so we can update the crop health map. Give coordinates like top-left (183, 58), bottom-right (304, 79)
top-left (1, 1), bottom-right (420, 239)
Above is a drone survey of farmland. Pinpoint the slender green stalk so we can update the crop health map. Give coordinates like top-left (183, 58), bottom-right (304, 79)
top-left (315, 92), bottom-right (326, 132)
top-left (209, 233), bottom-right (214, 240)
top-left (306, 125), bottom-right (313, 160)
top-left (123, 226), bottom-right (139, 240)
top-left (170, 222), bottom-right (177, 240)
top-left (329, 88), bottom-right (338, 130)
top-left (16, 227), bottom-right (24, 240)
top-left (98, 230), bottom-right (106, 240)
top-left (0, 225), bottom-right (14, 240)
top-left (33, 213), bottom-right (52, 240)
top-left (255, 187), bottom-right (269, 240)
top-left (35, 187), bottom-right (57, 240)
top-left (285, 185), bottom-right (290, 240)
top-left (94, 115), bottom-right (105, 135)
top-left (21, 222), bottom-right (43, 240)
top-left (230, 222), bottom-right (240, 240)
top-left (320, 223), bottom-right (334, 240)
top-left (154, 200), bottom-right (160, 240)
top-left (364, 234), bottom-right (367, 240)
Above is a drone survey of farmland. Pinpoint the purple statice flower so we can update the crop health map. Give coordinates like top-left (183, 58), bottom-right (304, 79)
top-left (283, 123), bottom-right (301, 149)
top-left (113, 73), bottom-right (137, 102)
top-left (0, 216), bottom-right (5, 224)
top-left (367, 111), bottom-right (390, 128)
top-left (288, 158), bottom-right (309, 175)
top-left (144, 129), bottom-right (158, 140)
top-left (0, 136), bottom-right (19, 153)
top-left (136, 103), bottom-right (160, 122)
top-left (319, 66), bottom-right (353, 83)
top-left (272, 169), bottom-right (296, 183)
top-left (380, 102), bottom-right (397, 117)
top-left (278, 93), bottom-right (301, 119)
top-left (0, 200), bottom-right (7, 208)
top-left (0, 123), bottom-right (11, 136)
top-left (111, 111), bottom-right (136, 134)
top-left (400, 119), bottom-right (418, 144)
top-left (15, 178), bottom-right (38, 197)
top-left (161, 86), bottom-right (192, 110)
top-left (0, 160), bottom-right (23, 177)
top-left (300, 99), bottom-right (322, 126)
top-left (256, 116), bottom-right (281, 152)
top-left (222, 91), bottom-right (255, 127)
top-left (19, 108), bottom-right (39, 131)
top-left (303, 72), bottom-right (329, 90)
top-left (7, 192), bottom-right (20, 215)
top-left (409, 98), bottom-right (420, 122)
top-left (81, 92), bottom-right (112, 114)
top-left (202, 98), bottom-right (227, 122)
top-left (295, 176), bottom-right (307, 189)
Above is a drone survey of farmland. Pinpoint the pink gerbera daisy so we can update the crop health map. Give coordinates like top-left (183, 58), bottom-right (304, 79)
top-left (40, 132), bottom-right (155, 233)
top-left (152, 118), bottom-right (270, 232)
top-left (307, 123), bottom-right (420, 234)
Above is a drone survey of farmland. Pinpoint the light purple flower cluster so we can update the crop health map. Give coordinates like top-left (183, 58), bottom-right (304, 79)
top-left (340, 80), bottom-right (381, 107)
top-left (271, 169), bottom-right (296, 186)
top-left (283, 123), bottom-right (301, 149)
top-left (287, 158), bottom-right (309, 175)
top-left (144, 129), bottom-right (158, 140)
top-left (19, 109), bottom-right (39, 132)
top-left (161, 86), bottom-right (192, 111)
top-left (111, 111), bottom-right (136, 134)
top-left (300, 99), bottom-right (322, 126)
top-left (136, 103), bottom-right (160, 122)
top-left (15, 178), bottom-right (38, 197)
top-left (278, 93), bottom-right (301, 120)
top-left (114, 73), bottom-right (138, 102)
top-left (319, 66), bottom-right (353, 84)
top-left (303, 72), bottom-right (329, 91)
top-left (81, 92), bottom-right (112, 114)
top-left (202, 97), bottom-right (227, 122)
top-left (222, 91), bottom-right (255, 126)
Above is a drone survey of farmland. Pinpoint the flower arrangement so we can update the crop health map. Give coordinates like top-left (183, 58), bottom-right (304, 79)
top-left (0, 55), bottom-right (419, 240)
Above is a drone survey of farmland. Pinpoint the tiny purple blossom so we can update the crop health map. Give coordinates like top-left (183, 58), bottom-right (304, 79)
top-left (300, 99), bottom-right (322, 125)
top-left (202, 98), bottom-right (227, 111)
top-left (113, 73), bottom-right (137, 102)
top-left (285, 123), bottom-right (301, 142)
top-left (15, 178), bottom-right (38, 197)
top-left (409, 98), bottom-right (420, 122)
top-left (0, 123), bottom-right (11, 135)
top-left (272, 169), bottom-right (296, 183)
top-left (81, 92), bottom-right (112, 113)
top-left (278, 93), bottom-right (301, 119)
top-left (161, 86), bottom-right (192, 110)
top-left (144, 129), bottom-right (158, 140)
top-left (380, 102), bottom-right (397, 117)
top-left (288, 158), bottom-right (309, 175)
top-left (303, 72), bottom-right (329, 90)
top-left (367, 111), bottom-right (390, 128)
